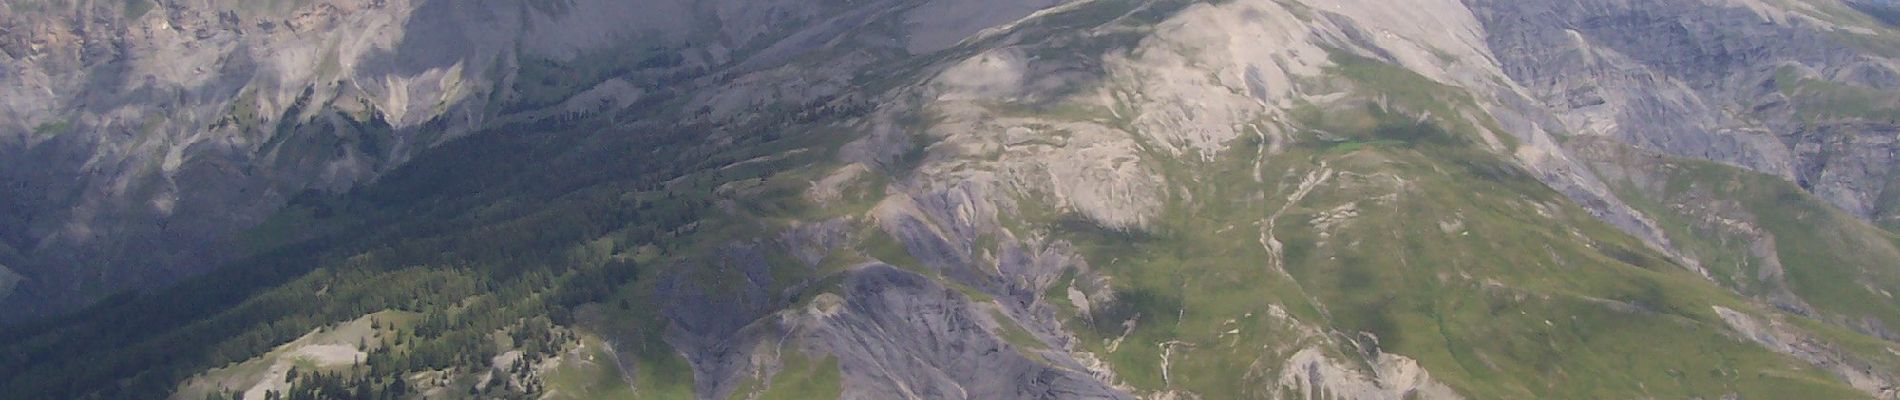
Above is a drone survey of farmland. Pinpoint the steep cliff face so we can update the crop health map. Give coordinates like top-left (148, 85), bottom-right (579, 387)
top-left (1467, 0), bottom-right (1900, 222)
top-left (0, 0), bottom-right (654, 317)
top-left (1463, 0), bottom-right (1900, 353)
top-left (0, 0), bottom-right (1065, 319)
top-left (8, 0), bottom-right (1900, 399)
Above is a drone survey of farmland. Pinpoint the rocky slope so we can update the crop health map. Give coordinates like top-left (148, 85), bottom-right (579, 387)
top-left (0, 0), bottom-right (1062, 319)
top-left (6, 0), bottom-right (1900, 399)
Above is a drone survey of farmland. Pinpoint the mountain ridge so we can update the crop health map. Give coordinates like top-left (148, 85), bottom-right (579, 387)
top-left (6, 0), bottom-right (1900, 399)
top-left (0, 0), bottom-right (1064, 320)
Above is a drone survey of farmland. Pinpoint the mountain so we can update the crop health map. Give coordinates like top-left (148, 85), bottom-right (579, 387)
top-left (4, 0), bottom-right (1900, 399)
top-left (0, 0), bottom-right (1063, 319)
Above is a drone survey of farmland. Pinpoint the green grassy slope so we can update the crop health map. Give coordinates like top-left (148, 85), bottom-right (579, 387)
top-left (1584, 138), bottom-right (1900, 342)
top-left (990, 59), bottom-right (1885, 397)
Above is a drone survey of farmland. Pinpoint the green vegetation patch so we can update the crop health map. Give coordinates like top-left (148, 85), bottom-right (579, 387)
top-left (121, 0), bottom-right (154, 18)
top-left (32, 119), bottom-right (73, 138)
top-left (1596, 142), bottom-right (1900, 342)
top-left (727, 349), bottom-right (843, 400)
top-left (1773, 66), bottom-right (1900, 121)
top-left (542, 335), bottom-right (639, 400)
top-left (506, 36), bottom-right (681, 114)
top-left (997, 59), bottom-right (1873, 396)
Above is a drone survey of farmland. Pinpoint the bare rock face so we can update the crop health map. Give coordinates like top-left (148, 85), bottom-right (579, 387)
top-left (1277, 347), bottom-right (1462, 400)
top-left (1465, 0), bottom-right (1900, 221)
top-left (1714, 306), bottom-right (1900, 398)
top-left (0, 0), bottom-right (689, 319)
top-left (786, 265), bottom-right (1128, 400)
top-left (606, 0), bottom-right (1900, 397)
top-left (845, 0), bottom-right (1900, 397)
top-left (0, 0), bottom-right (1085, 320)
